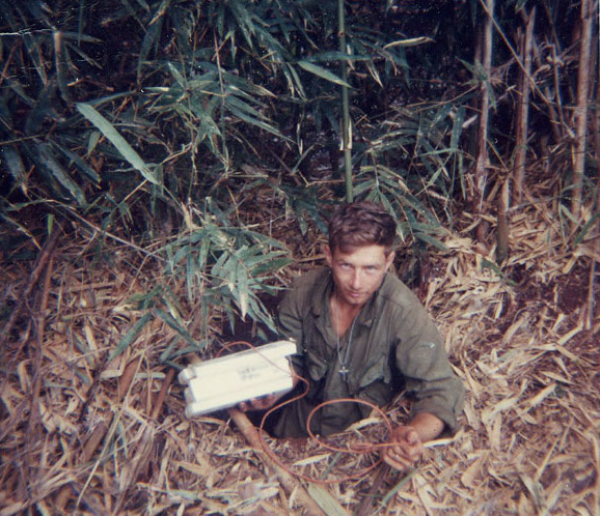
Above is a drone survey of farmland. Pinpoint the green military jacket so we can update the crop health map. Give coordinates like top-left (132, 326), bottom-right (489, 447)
top-left (272, 267), bottom-right (464, 438)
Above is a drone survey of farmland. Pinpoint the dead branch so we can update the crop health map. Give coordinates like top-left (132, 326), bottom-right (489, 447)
top-left (228, 408), bottom-right (326, 516)
top-left (151, 367), bottom-right (175, 420)
top-left (55, 356), bottom-right (143, 511)
top-left (356, 464), bottom-right (391, 516)
top-left (25, 253), bottom-right (55, 496)
top-left (0, 231), bottom-right (58, 350)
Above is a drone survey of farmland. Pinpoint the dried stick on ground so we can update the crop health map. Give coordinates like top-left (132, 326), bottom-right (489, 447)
top-left (55, 356), bottom-right (143, 511)
top-left (113, 368), bottom-right (175, 513)
top-left (355, 464), bottom-right (391, 516)
top-left (228, 408), bottom-right (326, 516)
top-left (151, 368), bottom-right (176, 420)
top-left (0, 231), bottom-right (58, 350)
top-left (25, 254), bottom-right (55, 492)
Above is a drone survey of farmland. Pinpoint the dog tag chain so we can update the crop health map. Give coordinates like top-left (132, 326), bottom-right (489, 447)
top-left (332, 300), bottom-right (359, 380)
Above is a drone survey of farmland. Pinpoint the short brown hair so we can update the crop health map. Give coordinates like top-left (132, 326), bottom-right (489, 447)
top-left (328, 201), bottom-right (397, 255)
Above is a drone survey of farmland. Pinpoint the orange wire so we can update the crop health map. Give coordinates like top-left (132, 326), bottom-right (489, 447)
top-left (214, 340), bottom-right (396, 484)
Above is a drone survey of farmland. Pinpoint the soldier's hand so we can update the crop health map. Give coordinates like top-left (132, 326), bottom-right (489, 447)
top-left (383, 425), bottom-right (424, 472)
top-left (238, 394), bottom-right (279, 412)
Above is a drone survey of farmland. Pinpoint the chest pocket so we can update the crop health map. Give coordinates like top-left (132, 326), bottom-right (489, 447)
top-left (357, 350), bottom-right (392, 388)
top-left (354, 350), bottom-right (394, 406)
top-left (302, 318), bottom-right (333, 382)
top-left (303, 346), bottom-right (330, 381)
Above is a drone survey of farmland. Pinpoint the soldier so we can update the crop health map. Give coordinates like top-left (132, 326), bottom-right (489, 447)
top-left (241, 201), bottom-right (464, 471)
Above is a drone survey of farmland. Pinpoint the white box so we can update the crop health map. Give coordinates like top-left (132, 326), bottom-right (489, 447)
top-left (179, 340), bottom-right (297, 417)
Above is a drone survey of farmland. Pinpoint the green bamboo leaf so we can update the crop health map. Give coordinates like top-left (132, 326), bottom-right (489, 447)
top-left (226, 94), bottom-right (267, 121)
top-left (220, 254), bottom-right (238, 277)
top-left (186, 251), bottom-right (195, 301)
top-left (138, 15), bottom-right (164, 78)
top-left (87, 131), bottom-right (101, 154)
top-left (247, 297), bottom-right (276, 335)
top-left (59, 32), bottom-right (103, 43)
top-left (35, 143), bottom-right (87, 206)
top-left (252, 257), bottom-right (293, 277)
top-left (243, 250), bottom-right (288, 269)
top-left (415, 232), bottom-right (448, 251)
top-left (2, 146), bottom-right (26, 188)
top-left (365, 60), bottom-right (383, 88)
top-left (211, 252), bottom-right (229, 278)
top-left (235, 260), bottom-right (249, 319)
top-left (224, 71), bottom-right (278, 99)
top-left (198, 238), bottom-right (210, 271)
top-left (480, 258), bottom-right (504, 278)
top-left (297, 60), bottom-right (351, 88)
top-left (185, 229), bottom-right (208, 245)
top-left (172, 244), bottom-right (191, 265)
top-left (282, 62), bottom-right (306, 98)
top-left (25, 83), bottom-right (55, 135)
top-left (574, 213), bottom-right (600, 246)
top-left (53, 143), bottom-right (101, 184)
top-left (167, 61), bottom-right (187, 88)
top-left (149, 0), bottom-right (172, 25)
top-left (450, 107), bottom-right (466, 150)
top-left (22, 32), bottom-right (48, 84)
top-left (228, 105), bottom-right (286, 138)
top-left (383, 36), bottom-right (434, 49)
top-left (558, 204), bottom-right (578, 225)
top-left (160, 340), bottom-right (210, 363)
top-left (109, 312), bottom-right (153, 361)
top-left (307, 51), bottom-right (371, 62)
top-left (76, 102), bottom-right (159, 185)
top-left (382, 470), bottom-right (417, 507)
top-left (0, 94), bottom-right (14, 128)
top-left (352, 181), bottom-right (372, 197)
top-left (155, 308), bottom-right (196, 345)
top-left (63, 40), bottom-right (103, 70)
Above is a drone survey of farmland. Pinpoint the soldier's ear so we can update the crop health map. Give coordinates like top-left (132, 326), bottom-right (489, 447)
top-left (385, 250), bottom-right (395, 271)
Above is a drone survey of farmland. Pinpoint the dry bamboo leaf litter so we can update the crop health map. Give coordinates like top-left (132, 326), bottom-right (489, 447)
top-left (1, 198), bottom-right (599, 515)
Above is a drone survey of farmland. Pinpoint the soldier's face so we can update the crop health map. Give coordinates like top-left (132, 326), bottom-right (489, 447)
top-left (325, 244), bottom-right (394, 308)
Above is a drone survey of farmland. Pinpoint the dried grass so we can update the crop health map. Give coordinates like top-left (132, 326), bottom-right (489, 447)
top-left (1, 193), bottom-right (598, 515)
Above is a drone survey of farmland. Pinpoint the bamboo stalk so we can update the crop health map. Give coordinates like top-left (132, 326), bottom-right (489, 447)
top-left (499, 8), bottom-right (536, 265)
top-left (338, 0), bottom-right (353, 203)
top-left (513, 8), bottom-right (536, 204)
top-left (53, 30), bottom-right (73, 105)
top-left (496, 180), bottom-right (510, 264)
top-left (571, 0), bottom-right (594, 220)
top-left (214, 33), bottom-right (231, 171)
top-left (474, 0), bottom-right (495, 246)
top-left (590, 36), bottom-right (600, 330)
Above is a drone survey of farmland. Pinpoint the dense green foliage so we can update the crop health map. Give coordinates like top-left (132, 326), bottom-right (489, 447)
top-left (0, 0), bottom-right (597, 334)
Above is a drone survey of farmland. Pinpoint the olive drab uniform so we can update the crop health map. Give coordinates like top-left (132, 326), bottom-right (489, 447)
top-left (273, 267), bottom-right (464, 438)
